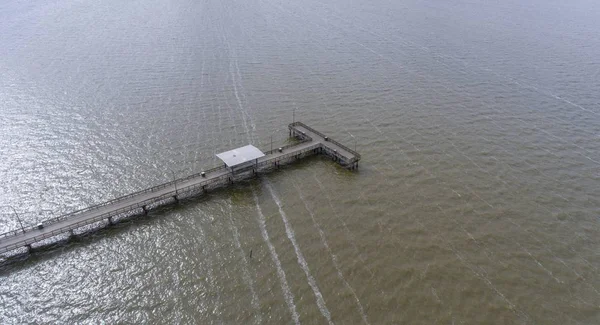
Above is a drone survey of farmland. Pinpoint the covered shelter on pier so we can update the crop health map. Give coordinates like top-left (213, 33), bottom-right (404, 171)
top-left (216, 145), bottom-right (265, 173)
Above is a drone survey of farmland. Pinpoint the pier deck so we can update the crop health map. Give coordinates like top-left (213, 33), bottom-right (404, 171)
top-left (0, 122), bottom-right (360, 255)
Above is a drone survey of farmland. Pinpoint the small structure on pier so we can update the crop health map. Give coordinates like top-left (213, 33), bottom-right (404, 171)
top-left (216, 145), bottom-right (264, 173)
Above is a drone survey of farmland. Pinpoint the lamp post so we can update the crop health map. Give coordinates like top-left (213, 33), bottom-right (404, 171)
top-left (1, 205), bottom-right (25, 234)
top-left (169, 169), bottom-right (178, 195)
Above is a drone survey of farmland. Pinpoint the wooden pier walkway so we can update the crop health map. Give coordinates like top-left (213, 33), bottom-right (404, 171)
top-left (0, 122), bottom-right (360, 255)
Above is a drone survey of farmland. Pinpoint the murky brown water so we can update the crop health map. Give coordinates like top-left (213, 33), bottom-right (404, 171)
top-left (1, 0), bottom-right (599, 323)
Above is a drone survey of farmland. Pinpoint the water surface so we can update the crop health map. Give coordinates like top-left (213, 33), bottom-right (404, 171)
top-left (1, 0), bottom-right (599, 323)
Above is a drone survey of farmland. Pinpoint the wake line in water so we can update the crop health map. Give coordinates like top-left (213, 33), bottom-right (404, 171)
top-left (196, 223), bottom-right (224, 323)
top-left (280, 4), bottom-right (595, 298)
top-left (263, 10), bottom-right (529, 313)
top-left (265, 181), bottom-right (334, 325)
top-left (292, 179), bottom-right (370, 325)
top-left (253, 192), bottom-right (300, 325)
top-left (283, 0), bottom-right (599, 165)
top-left (223, 202), bottom-right (263, 324)
top-left (317, 0), bottom-right (600, 118)
top-left (225, 36), bottom-right (254, 141)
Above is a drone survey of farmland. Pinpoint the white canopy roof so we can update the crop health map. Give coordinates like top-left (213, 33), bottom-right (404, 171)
top-left (216, 145), bottom-right (265, 167)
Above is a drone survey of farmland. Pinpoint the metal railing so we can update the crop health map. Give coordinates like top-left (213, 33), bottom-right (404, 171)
top-left (257, 143), bottom-right (322, 168)
top-left (1, 123), bottom-right (360, 253)
top-left (289, 122), bottom-right (361, 163)
top-left (0, 170), bottom-right (235, 254)
top-left (0, 165), bottom-right (231, 241)
top-left (0, 144), bottom-right (328, 254)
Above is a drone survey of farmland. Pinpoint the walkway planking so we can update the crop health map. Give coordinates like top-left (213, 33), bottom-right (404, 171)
top-left (0, 122), bottom-right (360, 255)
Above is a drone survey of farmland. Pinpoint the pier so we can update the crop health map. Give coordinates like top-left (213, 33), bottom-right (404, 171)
top-left (0, 122), bottom-right (360, 255)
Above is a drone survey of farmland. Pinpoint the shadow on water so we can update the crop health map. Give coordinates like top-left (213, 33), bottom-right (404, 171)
top-left (0, 155), bottom-right (358, 273)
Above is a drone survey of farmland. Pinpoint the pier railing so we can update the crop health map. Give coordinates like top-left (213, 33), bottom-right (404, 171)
top-left (0, 145), bottom-right (324, 253)
top-left (0, 144), bottom-right (309, 241)
top-left (0, 164), bottom-right (226, 241)
top-left (289, 122), bottom-right (361, 162)
top-left (44, 165), bottom-right (228, 226)
top-left (263, 137), bottom-right (312, 156)
top-left (0, 122), bottom-right (361, 252)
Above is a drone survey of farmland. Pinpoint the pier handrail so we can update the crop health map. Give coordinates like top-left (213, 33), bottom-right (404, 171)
top-left (0, 143), bottom-right (322, 252)
top-left (289, 122), bottom-right (361, 162)
top-left (0, 122), bottom-right (360, 250)
top-left (48, 166), bottom-right (227, 220)
top-left (0, 169), bottom-right (235, 252)
top-left (0, 164), bottom-right (228, 240)
top-left (257, 143), bottom-right (321, 169)
top-left (0, 143), bottom-right (312, 241)
top-left (263, 138), bottom-right (312, 155)
top-left (0, 141), bottom-right (313, 240)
